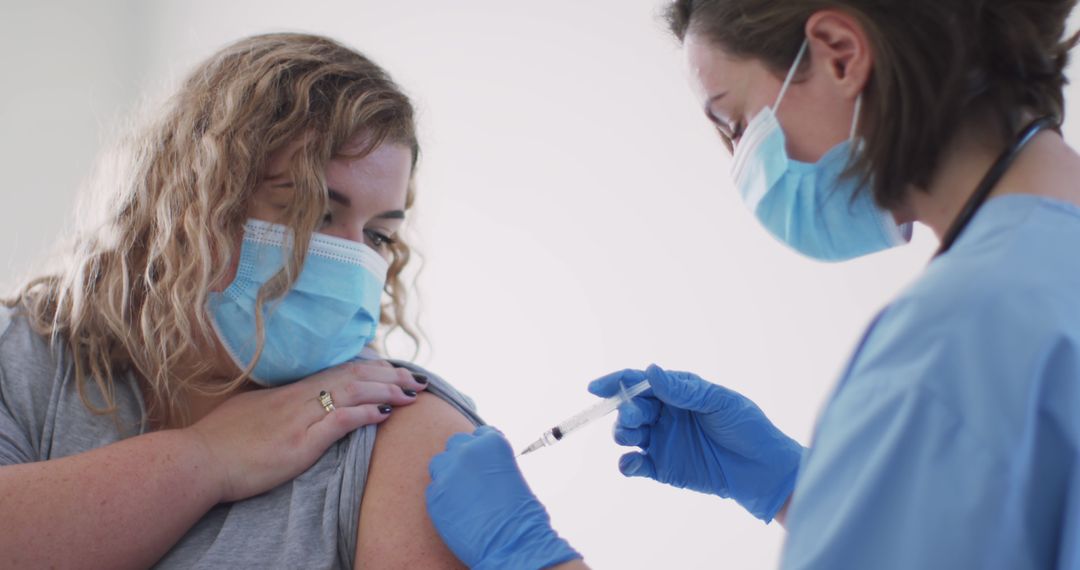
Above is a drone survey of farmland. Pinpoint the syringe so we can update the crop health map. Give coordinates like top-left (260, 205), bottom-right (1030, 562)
top-left (518, 379), bottom-right (651, 456)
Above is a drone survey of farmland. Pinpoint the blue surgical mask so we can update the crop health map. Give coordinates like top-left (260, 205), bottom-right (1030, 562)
top-left (731, 40), bottom-right (912, 261)
top-left (208, 219), bottom-right (388, 386)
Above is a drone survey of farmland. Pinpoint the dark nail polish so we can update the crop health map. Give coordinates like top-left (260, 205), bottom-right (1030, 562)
top-left (378, 404), bottom-right (393, 414)
top-left (401, 387), bottom-right (417, 397)
top-left (412, 373), bottom-right (428, 384)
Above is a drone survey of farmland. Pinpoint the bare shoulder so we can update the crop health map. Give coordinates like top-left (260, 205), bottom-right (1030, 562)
top-left (354, 392), bottom-right (474, 569)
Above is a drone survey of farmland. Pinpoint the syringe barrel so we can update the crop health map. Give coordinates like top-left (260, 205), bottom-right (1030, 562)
top-left (540, 430), bottom-right (561, 446)
top-left (544, 380), bottom-right (651, 445)
top-left (555, 395), bottom-right (623, 436)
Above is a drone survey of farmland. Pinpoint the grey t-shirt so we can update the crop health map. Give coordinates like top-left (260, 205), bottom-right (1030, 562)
top-left (0, 305), bottom-right (483, 569)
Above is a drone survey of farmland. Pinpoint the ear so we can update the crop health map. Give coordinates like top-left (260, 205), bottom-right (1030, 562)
top-left (804, 9), bottom-right (873, 99)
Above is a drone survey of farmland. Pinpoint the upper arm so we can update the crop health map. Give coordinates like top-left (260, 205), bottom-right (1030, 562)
top-left (354, 391), bottom-right (475, 570)
top-left (779, 295), bottom-right (1050, 569)
top-left (781, 385), bottom-right (1008, 569)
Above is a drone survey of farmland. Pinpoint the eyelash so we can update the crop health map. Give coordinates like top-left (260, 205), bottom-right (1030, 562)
top-left (731, 121), bottom-right (746, 142)
top-left (715, 121), bottom-right (745, 154)
top-left (320, 212), bottom-right (397, 248)
top-left (365, 229), bottom-right (396, 248)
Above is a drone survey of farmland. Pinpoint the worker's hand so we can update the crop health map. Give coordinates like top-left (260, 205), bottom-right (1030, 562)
top-left (589, 364), bottom-right (804, 522)
top-left (426, 426), bottom-right (582, 570)
top-left (183, 360), bottom-right (428, 503)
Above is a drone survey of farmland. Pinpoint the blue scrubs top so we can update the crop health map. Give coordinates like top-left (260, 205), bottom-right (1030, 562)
top-left (782, 194), bottom-right (1080, 569)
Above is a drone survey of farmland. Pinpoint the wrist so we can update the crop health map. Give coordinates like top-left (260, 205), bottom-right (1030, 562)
top-left (759, 466), bottom-right (798, 523)
top-left (174, 426), bottom-right (227, 504)
top-left (474, 504), bottom-right (580, 570)
top-left (773, 494), bottom-right (794, 528)
top-left (747, 442), bottom-right (804, 522)
top-left (476, 534), bottom-right (580, 570)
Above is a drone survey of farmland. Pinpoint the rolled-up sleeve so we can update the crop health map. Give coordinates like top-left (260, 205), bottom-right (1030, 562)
top-left (0, 364), bottom-right (35, 465)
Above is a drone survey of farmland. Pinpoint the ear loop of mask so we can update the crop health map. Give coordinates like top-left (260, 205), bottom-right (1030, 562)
top-left (774, 39), bottom-right (862, 143)
top-left (850, 95), bottom-right (862, 140)
top-left (773, 39), bottom-right (809, 115)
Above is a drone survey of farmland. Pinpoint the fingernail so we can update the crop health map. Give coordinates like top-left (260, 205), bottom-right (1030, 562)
top-left (378, 404), bottom-right (393, 414)
top-left (401, 387), bottom-right (417, 397)
top-left (412, 373), bottom-right (428, 384)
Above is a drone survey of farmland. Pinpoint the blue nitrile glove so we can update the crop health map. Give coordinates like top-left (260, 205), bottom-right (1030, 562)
top-left (589, 364), bottom-right (804, 522)
top-left (426, 426), bottom-right (582, 570)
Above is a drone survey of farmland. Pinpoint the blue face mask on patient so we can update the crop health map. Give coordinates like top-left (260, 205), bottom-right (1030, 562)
top-left (731, 40), bottom-right (912, 261)
top-left (208, 219), bottom-right (388, 386)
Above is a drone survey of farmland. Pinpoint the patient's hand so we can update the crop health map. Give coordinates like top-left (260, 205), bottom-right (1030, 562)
top-left (185, 359), bottom-right (427, 503)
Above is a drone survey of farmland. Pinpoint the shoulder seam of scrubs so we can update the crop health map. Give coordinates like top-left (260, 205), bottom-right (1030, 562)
top-left (790, 384), bottom-right (1015, 570)
top-left (843, 289), bottom-right (1068, 447)
top-left (1031, 194), bottom-right (1080, 218)
top-left (923, 207), bottom-right (1065, 309)
top-left (842, 298), bottom-right (1074, 476)
top-left (903, 278), bottom-right (1069, 344)
top-left (826, 380), bottom-right (1009, 466)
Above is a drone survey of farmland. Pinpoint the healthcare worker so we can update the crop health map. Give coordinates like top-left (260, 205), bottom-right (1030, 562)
top-left (426, 0), bottom-right (1080, 568)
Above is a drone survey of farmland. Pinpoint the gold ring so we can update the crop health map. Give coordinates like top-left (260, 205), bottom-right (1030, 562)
top-left (318, 390), bottom-right (336, 413)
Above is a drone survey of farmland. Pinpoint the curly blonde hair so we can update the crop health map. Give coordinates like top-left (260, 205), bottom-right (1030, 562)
top-left (4, 33), bottom-right (421, 427)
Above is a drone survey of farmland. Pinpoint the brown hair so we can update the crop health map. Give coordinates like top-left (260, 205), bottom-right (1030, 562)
top-left (666, 0), bottom-right (1079, 210)
top-left (5, 33), bottom-right (421, 427)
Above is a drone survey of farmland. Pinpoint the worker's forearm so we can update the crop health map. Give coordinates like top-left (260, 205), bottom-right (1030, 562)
top-left (0, 429), bottom-right (222, 569)
top-left (775, 494), bottom-right (793, 528)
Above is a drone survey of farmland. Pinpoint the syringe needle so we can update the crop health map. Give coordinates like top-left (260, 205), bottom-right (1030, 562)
top-left (517, 438), bottom-right (546, 457)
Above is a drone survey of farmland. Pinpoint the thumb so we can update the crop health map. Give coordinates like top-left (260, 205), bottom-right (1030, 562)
top-left (444, 432), bottom-right (475, 452)
top-left (645, 364), bottom-right (727, 413)
top-left (473, 425), bottom-right (506, 438)
top-left (618, 451), bottom-right (657, 479)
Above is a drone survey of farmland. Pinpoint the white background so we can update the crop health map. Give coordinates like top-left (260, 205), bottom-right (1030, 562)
top-left (2, 2), bottom-right (1075, 568)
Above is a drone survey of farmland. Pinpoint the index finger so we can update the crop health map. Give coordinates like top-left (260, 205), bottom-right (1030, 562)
top-left (330, 360), bottom-right (430, 391)
top-left (587, 368), bottom-right (647, 398)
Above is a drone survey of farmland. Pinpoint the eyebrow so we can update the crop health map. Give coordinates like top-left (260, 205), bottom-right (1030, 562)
top-left (271, 182), bottom-right (405, 219)
top-left (375, 209), bottom-right (406, 220)
top-left (327, 190), bottom-right (405, 220)
top-left (327, 188), bottom-right (351, 207)
top-left (270, 181), bottom-right (355, 207)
